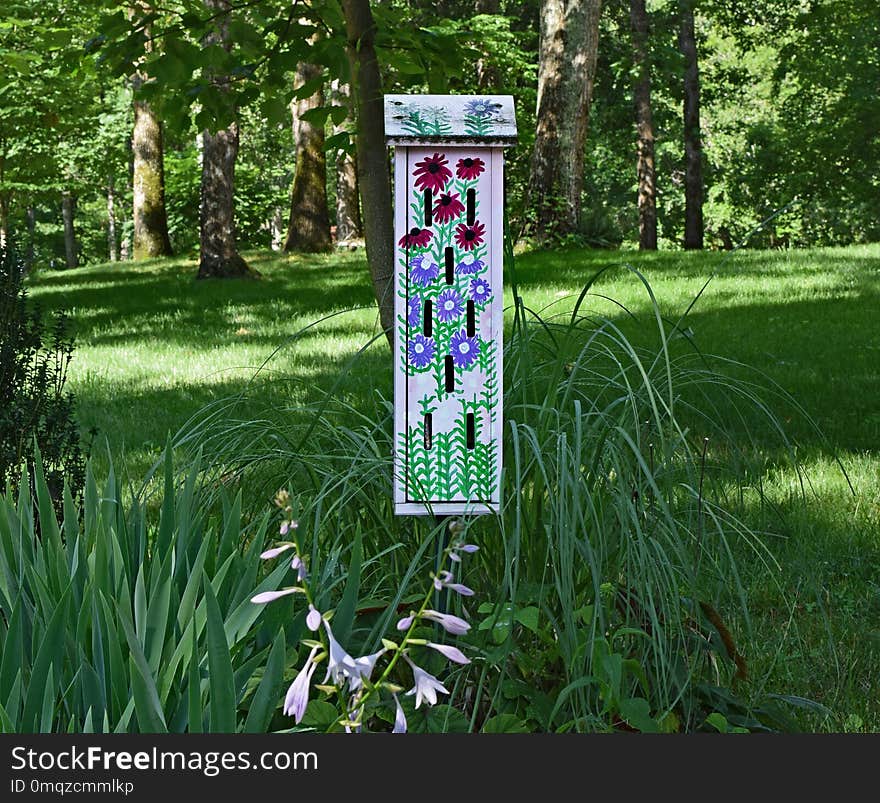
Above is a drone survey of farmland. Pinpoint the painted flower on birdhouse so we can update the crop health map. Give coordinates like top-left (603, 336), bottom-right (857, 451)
top-left (407, 297), bottom-right (421, 327)
top-left (413, 152), bottom-right (452, 193)
top-left (408, 333), bottom-right (435, 369)
top-left (464, 98), bottom-right (496, 118)
top-left (437, 288), bottom-right (465, 322)
top-left (455, 157), bottom-right (486, 181)
top-left (433, 192), bottom-right (465, 224)
top-left (450, 330), bottom-right (480, 368)
top-left (456, 257), bottom-right (485, 276)
top-left (469, 277), bottom-right (492, 305)
top-left (454, 221), bottom-right (485, 251)
top-left (409, 254), bottom-right (439, 286)
top-left (399, 227), bottom-right (433, 249)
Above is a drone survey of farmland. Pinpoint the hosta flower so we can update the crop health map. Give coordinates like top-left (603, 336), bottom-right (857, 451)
top-left (283, 646), bottom-right (320, 723)
top-left (455, 156), bottom-right (486, 180)
top-left (450, 329), bottom-right (480, 369)
top-left (397, 615), bottom-right (414, 631)
top-left (464, 98), bottom-right (496, 119)
top-left (399, 227), bottom-right (433, 249)
top-left (427, 642), bottom-right (470, 665)
top-left (436, 288), bottom-right (464, 322)
top-left (407, 297), bottom-right (421, 328)
top-left (290, 554), bottom-right (308, 581)
top-left (279, 519), bottom-right (298, 536)
top-left (251, 588), bottom-right (300, 604)
top-left (433, 191), bottom-right (465, 224)
top-left (323, 620), bottom-right (359, 688)
top-left (449, 543), bottom-right (480, 563)
top-left (469, 277), bottom-right (492, 305)
top-left (404, 656), bottom-right (449, 708)
top-left (306, 604), bottom-right (322, 632)
top-left (454, 221), bottom-right (485, 251)
top-left (352, 648), bottom-right (387, 690)
top-left (260, 543), bottom-right (294, 560)
top-left (421, 609), bottom-right (471, 635)
top-left (456, 257), bottom-right (485, 276)
top-left (409, 254), bottom-right (439, 286)
top-left (433, 570), bottom-right (474, 597)
top-left (408, 334), bottom-right (435, 369)
top-left (413, 152), bottom-right (452, 193)
top-left (392, 693), bottom-right (407, 734)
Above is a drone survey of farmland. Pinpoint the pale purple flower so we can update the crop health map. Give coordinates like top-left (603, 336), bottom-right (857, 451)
top-left (283, 646), bottom-right (319, 723)
top-left (306, 604), bottom-right (321, 632)
top-left (279, 519), bottom-right (298, 536)
top-left (352, 648), bottom-right (387, 689)
top-left (397, 615), bottom-right (414, 631)
top-left (260, 543), bottom-right (294, 560)
top-left (433, 570), bottom-right (474, 597)
top-left (404, 656), bottom-right (449, 709)
top-left (392, 693), bottom-right (407, 733)
top-left (251, 588), bottom-right (300, 604)
top-left (422, 609), bottom-right (470, 635)
top-left (323, 620), bottom-right (359, 688)
top-left (427, 642), bottom-right (471, 665)
top-left (290, 554), bottom-right (308, 581)
top-left (459, 544), bottom-right (479, 553)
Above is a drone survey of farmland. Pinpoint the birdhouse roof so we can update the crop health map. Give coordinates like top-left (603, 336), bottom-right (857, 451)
top-left (384, 95), bottom-right (517, 147)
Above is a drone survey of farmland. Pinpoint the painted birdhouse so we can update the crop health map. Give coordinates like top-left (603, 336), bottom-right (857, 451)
top-left (385, 95), bottom-right (517, 516)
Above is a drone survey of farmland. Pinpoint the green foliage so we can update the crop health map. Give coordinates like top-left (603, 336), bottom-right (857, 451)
top-left (0, 246), bottom-right (84, 504)
top-left (0, 444), bottom-right (288, 733)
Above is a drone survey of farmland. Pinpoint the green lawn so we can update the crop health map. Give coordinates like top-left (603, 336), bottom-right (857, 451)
top-left (28, 242), bottom-right (880, 730)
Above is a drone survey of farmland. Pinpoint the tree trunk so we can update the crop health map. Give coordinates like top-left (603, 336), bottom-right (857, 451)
top-left (284, 62), bottom-right (332, 253)
top-left (679, 0), bottom-right (703, 250)
top-left (132, 99), bottom-right (173, 258)
top-left (475, 0), bottom-right (500, 90)
top-left (0, 193), bottom-right (9, 254)
top-left (25, 206), bottom-right (35, 269)
top-left (197, 0), bottom-right (254, 279)
top-left (528, 0), bottom-right (603, 240)
top-left (107, 176), bottom-right (118, 262)
top-left (331, 80), bottom-right (362, 245)
top-left (341, 0), bottom-right (394, 345)
top-left (631, 0), bottom-right (657, 251)
top-left (61, 191), bottom-right (78, 269)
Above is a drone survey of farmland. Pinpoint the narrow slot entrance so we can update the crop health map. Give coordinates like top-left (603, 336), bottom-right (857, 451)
top-left (466, 413), bottom-right (475, 450)
top-left (444, 355), bottom-right (455, 393)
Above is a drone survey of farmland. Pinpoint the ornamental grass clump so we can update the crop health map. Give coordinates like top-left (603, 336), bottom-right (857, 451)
top-left (252, 491), bottom-right (478, 733)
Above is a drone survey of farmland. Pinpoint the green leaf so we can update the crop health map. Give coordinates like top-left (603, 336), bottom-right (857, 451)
top-left (187, 624), bottom-right (202, 734)
top-left (243, 629), bottom-right (286, 733)
top-left (301, 700), bottom-right (339, 731)
top-left (334, 530), bottom-right (362, 646)
top-left (618, 697), bottom-right (659, 733)
top-left (21, 585), bottom-right (70, 732)
top-left (514, 606), bottom-right (540, 633)
top-left (118, 607), bottom-right (167, 733)
top-left (481, 713), bottom-right (529, 733)
top-left (203, 573), bottom-right (236, 733)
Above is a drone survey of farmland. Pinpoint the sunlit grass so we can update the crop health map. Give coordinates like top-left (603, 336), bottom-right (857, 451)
top-left (27, 241), bottom-right (880, 730)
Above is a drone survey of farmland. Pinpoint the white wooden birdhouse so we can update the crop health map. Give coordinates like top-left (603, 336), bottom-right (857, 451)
top-left (385, 94), bottom-right (517, 516)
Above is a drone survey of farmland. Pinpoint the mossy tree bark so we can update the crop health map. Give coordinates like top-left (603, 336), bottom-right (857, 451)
top-left (341, 0), bottom-right (394, 345)
top-left (132, 99), bottom-right (173, 259)
top-left (284, 62), bottom-right (332, 253)
top-left (197, 0), bottom-right (255, 279)
top-left (332, 80), bottom-right (362, 245)
top-left (528, 0), bottom-right (602, 240)
top-left (631, 0), bottom-right (657, 250)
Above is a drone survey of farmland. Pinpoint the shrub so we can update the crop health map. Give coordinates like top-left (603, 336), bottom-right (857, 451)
top-left (0, 245), bottom-right (84, 504)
